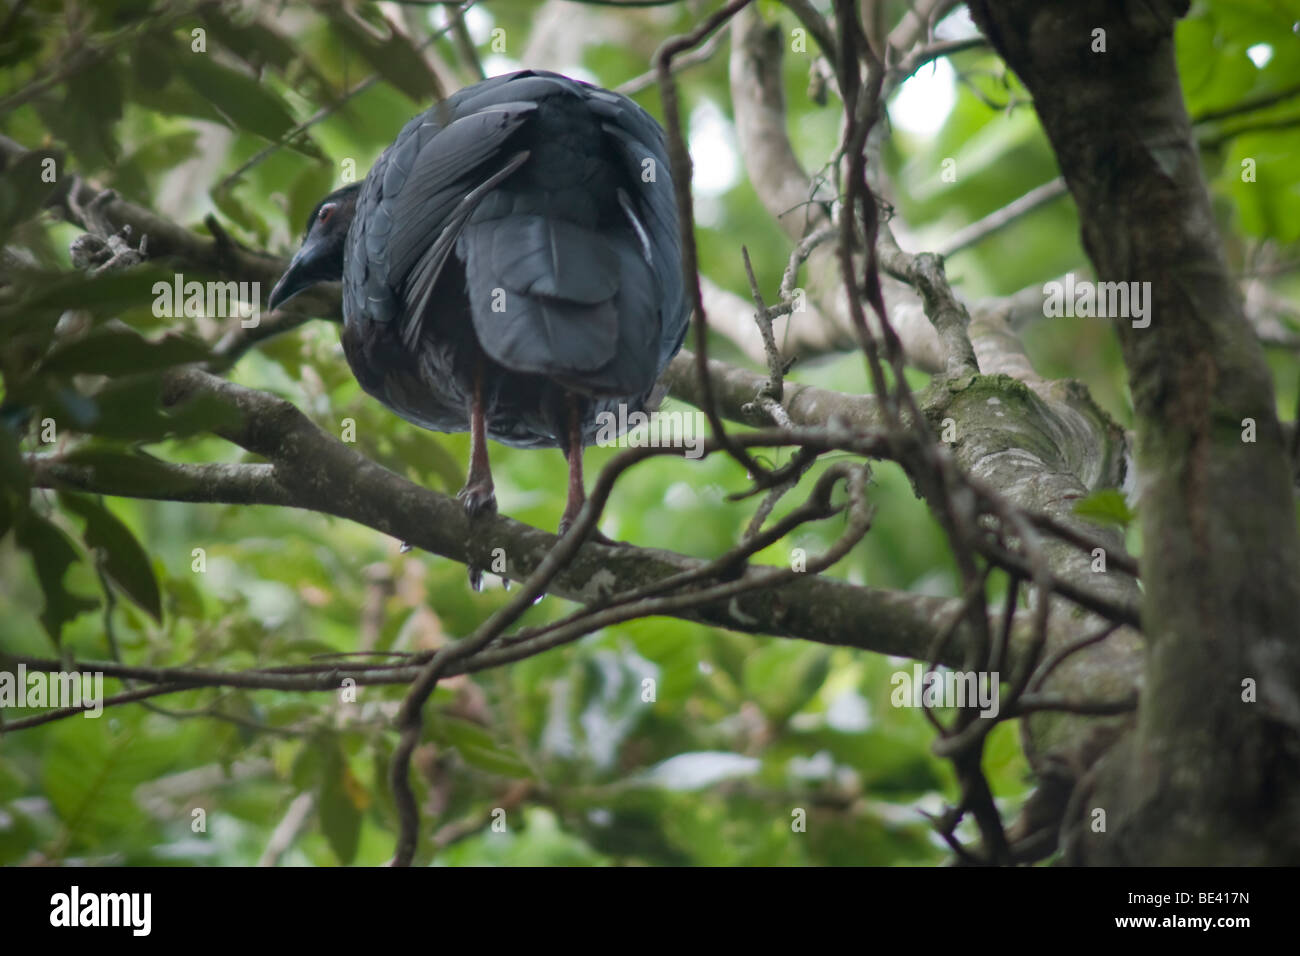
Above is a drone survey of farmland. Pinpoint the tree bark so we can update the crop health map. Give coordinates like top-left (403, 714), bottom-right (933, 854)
top-left (969, 0), bottom-right (1300, 864)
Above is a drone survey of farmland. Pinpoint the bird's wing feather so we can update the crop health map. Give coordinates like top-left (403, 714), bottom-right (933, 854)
top-left (399, 149), bottom-right (531, 350)
top-left (350, 100), bottom-right (538, 336)
top-left (595, 118), bottom-right (690, 372)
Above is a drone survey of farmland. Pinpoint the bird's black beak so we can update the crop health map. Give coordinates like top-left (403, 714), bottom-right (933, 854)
top-left (267, 243), bottom-right (318, 312)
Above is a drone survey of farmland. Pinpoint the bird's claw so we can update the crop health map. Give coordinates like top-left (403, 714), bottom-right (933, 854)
top-left (457, 482), bottom-right (497, 520)
top-left (458, 482), bottom-right (495, 592)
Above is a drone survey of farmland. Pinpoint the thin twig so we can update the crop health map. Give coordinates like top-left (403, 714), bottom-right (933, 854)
top-left (934, 177), bottom-right (1068, 258)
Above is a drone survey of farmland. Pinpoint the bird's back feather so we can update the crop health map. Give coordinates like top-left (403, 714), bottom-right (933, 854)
top-left (341, 70), bottom-right (689, 444)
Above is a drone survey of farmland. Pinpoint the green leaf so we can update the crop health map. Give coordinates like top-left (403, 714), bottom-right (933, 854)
top-left (0, 268), bottom-right (172, 328)
top-left (165, 571), bottom-right (207, 620)
top-left (128, 75), bottom-right (225, 127)
top-left (42, 722), bottom-right (143, 849)
top-left (742, 643), bottom-right (830, 724)
top-left (210, 185), bottom-right (269, 245)
top-left (130, 30), bottom-right (176, 90)
top-left (111, 130), bottom-right (200, 203)
top-left (198, 8), bottom-right (299, 74)
top-left (0, 148), bottom-right (63, 244)
top-left (435, 716), bottom-right (534, 778)
top-left (59, 491), bottom-right (162, 622)
top-left (317, 736), bottom-right (363, 865)
top-left (322, 6), bottom-right (443, 104)
top-left (0, 422), bottom-right (30, 540)
top-left (0, 6), bottom-right (41, 68)
top-left (64, 53), bottom-right (124, 168)
top-left (13, 510), bottom-right (98, 643)
top-left (174, 53), bottom-right (299, 142)
top-left (48, 372), bottom-right (238, 443)
top-left (364, 426), bottom-right (466, 495)
top-left (1073, 488), bottom-right (1136, 528)
top-left (291, 737), bottom-right (324, 791)
top-left (40, 326), bottom-right (210, 377)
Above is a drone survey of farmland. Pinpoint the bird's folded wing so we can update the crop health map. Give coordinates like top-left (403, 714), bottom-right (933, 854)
top-left (347, 101), bottom-right (539, 336)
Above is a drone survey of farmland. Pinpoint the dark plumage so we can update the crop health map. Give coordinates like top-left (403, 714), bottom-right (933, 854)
top-left (269, 71), bottom-right (690, 557)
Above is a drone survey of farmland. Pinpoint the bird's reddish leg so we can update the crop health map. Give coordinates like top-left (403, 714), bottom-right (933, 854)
top-left (458, 358), bottom-right (497, 519)
top-left (558, 395), bottom-right (614, 544)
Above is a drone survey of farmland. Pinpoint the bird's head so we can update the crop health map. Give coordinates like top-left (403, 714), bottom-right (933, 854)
top-left (267, 183), bottom-right (362, 311)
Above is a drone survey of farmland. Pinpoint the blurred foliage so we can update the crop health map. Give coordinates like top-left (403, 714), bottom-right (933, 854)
top-left (0, 0), bottom-right (1297, 866)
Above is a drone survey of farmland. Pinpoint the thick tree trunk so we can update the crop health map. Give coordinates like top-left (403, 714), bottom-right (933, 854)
top-left (968, 0), bottom-right (1300, 863)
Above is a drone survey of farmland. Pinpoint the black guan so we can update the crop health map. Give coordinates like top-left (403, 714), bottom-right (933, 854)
top-left (269, 71), bottom-right (691, 578)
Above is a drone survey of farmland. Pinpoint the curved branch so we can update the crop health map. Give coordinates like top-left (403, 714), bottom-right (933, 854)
top-left (26, 369), bottom-right (978, 665)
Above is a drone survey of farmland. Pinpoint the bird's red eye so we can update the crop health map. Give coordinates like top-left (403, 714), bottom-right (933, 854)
top-left (317, 204), bottom-right (335, 224)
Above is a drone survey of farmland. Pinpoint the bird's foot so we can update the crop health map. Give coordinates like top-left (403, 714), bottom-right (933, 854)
top-left (457, 482), bottom-right (495, 591)
top-left (457, 481), bottom-right (497, 521)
